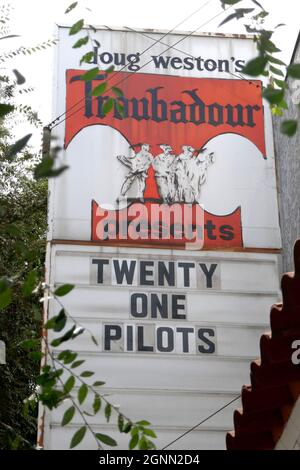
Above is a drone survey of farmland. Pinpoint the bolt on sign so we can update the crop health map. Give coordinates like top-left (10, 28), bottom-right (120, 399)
top-left (41, 26), bottom-right (281, 449)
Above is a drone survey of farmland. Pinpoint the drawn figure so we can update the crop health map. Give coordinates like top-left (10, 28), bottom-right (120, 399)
top-left (152, 144), bottom-right (175, 202)
top-left (117, 143), bottom-right (153, 198)
top-left (188, 149), bottom-right (215, 202)
top-left (173, 145), bottom-right (194, 202)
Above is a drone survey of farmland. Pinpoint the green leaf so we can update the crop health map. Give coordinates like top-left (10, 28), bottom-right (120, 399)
top-left (123, 421), bottom-right (132, 433)
top-left (71, 360), bottom-right (85, 368)
top-left (0, 278), bottom-right (11, 293)
top-left (80, 51), bottom-right (94, 65)
top-left (0, 103), bottom-right (14, 117)
top-left (274, 78), bottom-right (286, 88)
top-left (78, 384), bottom-right (88, 404)
top-left (53, 309), bottom-right (67, 332)
top-left (34, 157), bottom-right (69, 179)
top-left (44, 316), bottom-right (56, 330)
top-left (242, 56), bottom-right (268, 76)
top-left (44, 309), bottom-right (66, 331)
top-left (58, 350), bottom-right (77, 364)
top-left (104, 65), bottom-right (115, 74)
top-left (22, 271), bottom-right (37, 297)
top-left (12, 69), bottom-right (26, 85)
top-left (103, 98), bottom-right (114, 115)
top-left (287, 63), bottom-right (300, 79)
top-left (129, 433), bottom-right (139, 450)
top-left (251, 0), bottom-right (264, 9)
top-left (81, 67), bottom-right (99, 81)
top-left (50, 325), bottom-right (76, 347)
top-left (118, 414), bottom-right (124, 432)
top-left (91, 335), bottom-right (98, 346)
top-left (221, 0), bottom-right (242, 5)
top-left (105, 403), bottom-right (112, 422)
top-left (5, 224), bottom-right (20, 236)
top-left (218, 13), bottom-right (239, 27)
top-left (93, 381), bottom-right (105, 387)
top-left (65, 2), bottom-right (78, 14)
top-left (138, 435), bottom-right (149, 450)
top-left (278, 99), bottom-right (288, 110)
top-left (8, 134), bottom-right (32, 158)
top-left (136, 420), bottom-right (151, 426)
top-left (20, 338), bottom-right (40, 350)
top-left (269, 65), bottom-right (284, 77)
top-left (218, 8), bottom-right (254, 28)
top-left (54, 284), bottom-right (74, 296)
top-left (264, 41), bottom-right (281, 54)
top-left (95, 433), bottom-right (117, 447)
top-left (115, 101), bottom-right (125, 117)
top-left (112, 86), bottom-right (123, 97)
top-left (271, 105), bottom-right (283, 116)
top-left (263, 86), bottom-right (284, 104)
top-left (281, 119), bottom-right (297, 137)
top-left (89, 24), bottom-right (97, 33)
top-left (70, 426), bottom-right (86, 448)
top-left (69, 19), bottom-right (84, 36)
top-left (29, 351), bottom-right (43, 361)
top-left (62, 406), bottom-right (75, 426)
top-left (92, 82), bottom-right (107, 96)
top-left (0, 288), bottom-right (11, 310)
top-left (258, 35), bottom-right (281, 54)
top-left (73, 36), bottom-right (89, 49)
top-left (64, 375), bottom-right (75, 393)
top-left (80, 371), bottom-right (94, 377)
top-left (143, 428), bottom-right (157, 438)
top-left (267, 55), bottom-right (286, 66)
top-left (93, 395), bottom-right (101, 414)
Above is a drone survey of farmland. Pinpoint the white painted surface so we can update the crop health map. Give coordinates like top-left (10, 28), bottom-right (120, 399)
top-left (42, 244), bottom-right (280, 450)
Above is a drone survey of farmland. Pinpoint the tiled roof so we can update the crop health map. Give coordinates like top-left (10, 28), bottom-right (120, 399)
top-left (226, 240), bottom-right (300, 450)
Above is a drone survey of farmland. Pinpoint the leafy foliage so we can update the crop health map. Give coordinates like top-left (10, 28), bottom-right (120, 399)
top-left (0, 148), bottom-right (47, 449)
top-left (218, 0), bottom-right (299, 136)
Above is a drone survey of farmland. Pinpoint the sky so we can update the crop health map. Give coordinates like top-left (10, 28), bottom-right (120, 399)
top-left (2, 0), bottom-right (299, 146)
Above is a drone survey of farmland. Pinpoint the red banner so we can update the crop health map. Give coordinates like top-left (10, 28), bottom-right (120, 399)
top-left (65, 70), bottom-right (265, 249)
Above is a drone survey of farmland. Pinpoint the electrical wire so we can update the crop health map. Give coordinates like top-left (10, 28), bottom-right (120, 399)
top-left (48, 0), bottom-right (214, 129)
top-left (161, 394), bottom-right (241, 450)
top-left (50, 2), bottom-right (235, 130)
top-left (124, 26), bottom-right (258, 86)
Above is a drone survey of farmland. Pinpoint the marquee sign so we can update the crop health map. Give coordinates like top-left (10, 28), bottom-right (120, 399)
top-left (90, 255), bottom-right (219, 354)
top-left (42, 26), bottom-right (282, 450)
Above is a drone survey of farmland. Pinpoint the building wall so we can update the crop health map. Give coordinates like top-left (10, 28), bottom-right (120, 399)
top-left (274, 35), bottom-right (300, 273)
top-left (276, 396), bottom-right (300, 450)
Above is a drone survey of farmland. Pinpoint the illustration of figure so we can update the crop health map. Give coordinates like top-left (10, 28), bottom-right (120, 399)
top-left (173, 145), bottom-right (194, 202)
top-left (152, 144), bottom-right (175, 202)
top-left (188, 148), bottom-right (215, 202)
top-left (117, 143), bottom-right (153, 199)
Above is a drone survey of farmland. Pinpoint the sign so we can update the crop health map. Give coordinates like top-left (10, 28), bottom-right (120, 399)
top-left (90, 255), bottom-right (219, 354)
top-left (42, 26), bottom-right (281, 450)
top-left (63, 69), bottom-right (275, 249)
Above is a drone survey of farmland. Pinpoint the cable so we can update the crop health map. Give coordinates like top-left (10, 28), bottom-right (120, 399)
top-left (124, 26), bottom-right (259, 86)
top-left (161, 394), bottom-right (241, 450)
top-left (48, 0), bottom-right (214, 129)
top-left (51, 4), bottom-right (234, 130)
